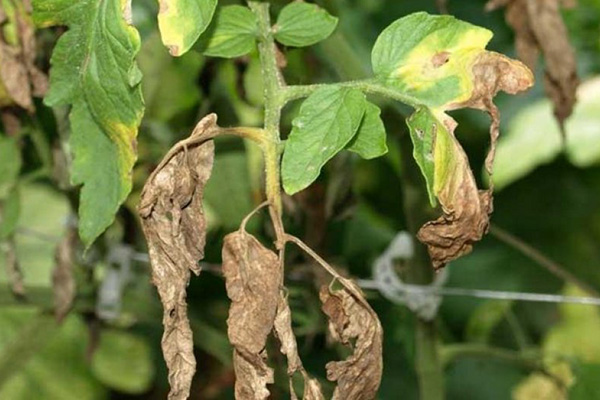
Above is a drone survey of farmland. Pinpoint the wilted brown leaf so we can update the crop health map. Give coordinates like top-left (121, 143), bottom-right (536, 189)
top-left (485, 0), bottom-right (578, 133)
top-left (320, 282), bottom-right (383, 400)
top-left (418, 52), bottom-right (533, 270)
top-left (1, 236), bottom-right (25, 298)
top-left (138, 114), bottom-right (217, 400)
top-left (222, 230), bottom-right (280, 400)
top-left (274, 295), bottom-right (325, 400)
top-left (52, 227), bottom-right (77, 322)
top-left (0, 0), bottom-right (47, 111)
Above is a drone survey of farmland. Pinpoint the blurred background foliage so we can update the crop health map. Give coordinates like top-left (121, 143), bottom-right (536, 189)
top-left (1, 0), bottom-right (600, 398)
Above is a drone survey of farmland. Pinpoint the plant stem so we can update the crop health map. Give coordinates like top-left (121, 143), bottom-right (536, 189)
top-left (249, 1), bottom-right (286, 242)
top-left (398, 122), bottom-right (445, 400)
top-left (489, 225), bottom-right (600, 297)
top-left (283, 79), bottom-right (420, 106)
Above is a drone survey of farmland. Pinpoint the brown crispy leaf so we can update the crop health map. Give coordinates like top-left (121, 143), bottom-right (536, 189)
top-left (1, 236), bottom-right (25, 298)
top-left (222, 230), bottom-right (280, 400)
top-left (52, 227), bottom-right (77, 322)
top-left (0, 0), bottom-right (47, 111)
top-left (486, 0), bottom-right (578, 132)
top-left (274, 295), bottom-right (325, 400)
top-left (320, 282), bottom-right (383, 400)
top-left (419, 52), bottom-right (532, 270)
top-left (138, 114), bottom-right (217, 400)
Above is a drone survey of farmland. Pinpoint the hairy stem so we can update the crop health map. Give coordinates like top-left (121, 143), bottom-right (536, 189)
top-left (249, 1), bottom-right (286, 243)
top-left (283, 79), bottom-right (420, 106)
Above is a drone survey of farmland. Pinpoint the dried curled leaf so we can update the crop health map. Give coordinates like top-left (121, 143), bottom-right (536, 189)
top-left (320, 282), bottom-right (383, 400)
top-left (52, 227), bottom-right (77, 322)
top-left (138, 114), bottom-right (217, 400)
top-left (222, 230), bottom-right (280, 400)
top-left (401, 29), bottom-right (533, 269)
top-left (0, 0), bottom-right (47, 111)
top-left (486, 0), bottom-right (579, 132)
top-left (274, 295), bottom-right (325, 400)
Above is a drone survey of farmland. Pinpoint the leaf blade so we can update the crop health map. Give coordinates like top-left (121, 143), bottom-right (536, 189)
top-left (274, 2), bottom-right (338, 47)
top-left (282, 86), bottom-right (366, 195)
top-left (158, 0), bottom-right (217, 56)
top-left (198, 5), bottom-right (258, 58)
top-left (33, 0), bottom-right (144, 247)
top-left (347, 102), bottom-right (388, 160)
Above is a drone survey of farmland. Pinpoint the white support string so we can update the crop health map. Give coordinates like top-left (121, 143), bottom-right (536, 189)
top-left (11, 227), bottom-right (600, 312)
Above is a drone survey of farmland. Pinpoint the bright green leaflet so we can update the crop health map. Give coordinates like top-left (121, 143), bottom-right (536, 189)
top-left (91, 330), bottom-right (154, 394)
top-left (33, 0), bottom-right (144, 247)
top-left (158, 0), bottom-right (217, 56)
top-left (346, 102), bottom-right (388, 159)
top-left (371, 12), bottom-right (492, 108)
top-left (406, 108), bottom-right (460, 207)
top-left (282, 86), bottom-right (366, 195)
top-left (274, 2), bottom-right (338, 47)
top-left (198, 5), bottom-right (258, 58)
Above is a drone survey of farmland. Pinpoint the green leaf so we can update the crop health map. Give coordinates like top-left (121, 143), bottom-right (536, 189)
top-left (91, 330), bottom-right (154, 394)
top-left (198, 5), bottom-right (258, 58)
top-left (0, 135), bottom-right (21, 199)
top-left (157, 0), bottom-right (217, 56)
top-left (34, 0), bottom-right (144, 247)
top-left (346, 102), bottom-right (388, 159)
top-left (494, 77), bottom-right (600, 190)
top-left (371, 12), bottom-right (493, 108)
top-left (274, 2), bottom-right (338, 47)
top-left (406, 108), bottom-right (461, 207)
top-left (282, 86), bottom-right (366, 195)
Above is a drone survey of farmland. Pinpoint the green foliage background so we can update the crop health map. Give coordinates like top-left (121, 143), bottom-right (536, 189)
top-left (1, 0), bottom-right (600, 399)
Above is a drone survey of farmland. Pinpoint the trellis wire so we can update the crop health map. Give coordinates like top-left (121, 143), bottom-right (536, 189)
top-left (12, 227), bottom-right (600, 308)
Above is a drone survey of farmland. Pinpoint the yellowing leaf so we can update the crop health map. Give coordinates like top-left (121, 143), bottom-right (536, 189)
top-left (34, 0), bottom-right (144, 247)
top-left (372, 12), bottom-right (493, 108)
top-left (372, 12), bottom-right (533, 268)
top-left (157, 0), bottom-right (217, 56)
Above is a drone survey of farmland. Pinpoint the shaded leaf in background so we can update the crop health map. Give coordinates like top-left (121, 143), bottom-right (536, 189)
top-left (0, 309), bottom-right (106, 399)
top-left (222, 230), bottom-right (280, 400)
top-left (485, 0), bottom-right (579, 132)
top-left (34, 0), bottom-right (144, 247)
top-left (569, 363), bottom-right (600, 399)
top-left (157, 0), bottom-right (216, 56)
top-left (138, 32), bottom-right (203, 123)
top-left (91, 329), bottom-right (154, 394)
top-left (138, 115), bottom-right (217, 400)
top-left (204, 151), bottom-right (256, 231)
top-left (346, 102), bottom-right (388, 160)
top-left (0, 184), bottom-right (69, 289)
top-left (197, 5), bottom-right (258, 58)
top-left (320, 283), bottom-right (383, 400)
top-left (274, 2), bottom-right (338, 48)
top-left (494, 77), bottom-right (600, 190)
top-left (466, 300), bottom-right (513, 343)
top-left (282, 86), bottom-right (366, 195)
